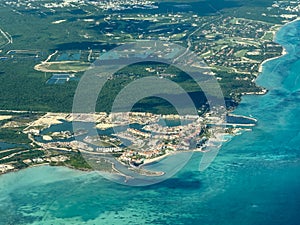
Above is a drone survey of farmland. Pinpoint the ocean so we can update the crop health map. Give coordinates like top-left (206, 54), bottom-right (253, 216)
top-left (1, 20), bottom-right (300, 225)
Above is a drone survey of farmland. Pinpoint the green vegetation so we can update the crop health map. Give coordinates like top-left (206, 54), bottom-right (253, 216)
top-left (261, 31), bottom-right (274, 41)
top-left (64, 153), bottom-right (92, 170)
top-left (0, 0), bottom-right (288, 114)
top-left (0, 128), bottom-right (31, 144)
top-left (0, 0), bottom-right (295, 175)
top-left (234, 50), bottom-right (247, 58)
top-left (0, 36), bottom-right (6, 47)
top-left (87, 158), bottom-right (115, 173)
top-left (0, 149), bottom-right (23, 159)
top-left (0, 149), bottom-right (44, 164)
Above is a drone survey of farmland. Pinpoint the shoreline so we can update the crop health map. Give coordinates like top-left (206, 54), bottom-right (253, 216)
top-left (258, 48), bottom-right (286, 73)
top-left (138, 18), bottom-right (300, 169)
top-left (0, 161), bottom-right (95, 177)
top-left (258, 17), bottom-right (300, 74)
top-left (1, 19), bottom-right (299, 178)
top-left (141, 151), bottom-right (176, 167)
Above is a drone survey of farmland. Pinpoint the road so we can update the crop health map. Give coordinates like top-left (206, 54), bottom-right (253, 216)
top-left (173, 16), bottom-right (223, 64)
top-left (0, 27), bottom-right (12, 48)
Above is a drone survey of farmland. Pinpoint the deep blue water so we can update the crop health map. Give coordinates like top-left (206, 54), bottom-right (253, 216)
top-left (1, 20), bottom-right (300, 224)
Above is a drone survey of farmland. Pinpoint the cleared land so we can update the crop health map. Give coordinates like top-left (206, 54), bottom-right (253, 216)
top-left (34, 61), bottom-right (90, 73)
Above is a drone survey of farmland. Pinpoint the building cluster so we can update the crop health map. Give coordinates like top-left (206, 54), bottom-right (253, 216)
top-left (23, 155), bottom-right (69, 165)
top-left (23, 111), bottom-right (222, 167)
top-left (109, 112), bottom-right (160, 125)
top-left (271, 1), bottom-right (300, 14)
top-left (88, 0), bottom-right (157, 11)
top-left (41, 140), bottom-right (93, 152)
top-left (1, 0), bottom-right (157, 12)
top-left (117, 116), bottom-right (206, 165)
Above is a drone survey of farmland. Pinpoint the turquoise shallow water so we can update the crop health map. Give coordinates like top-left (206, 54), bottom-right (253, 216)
top-left (1, 20), bottom-right (300, 224)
